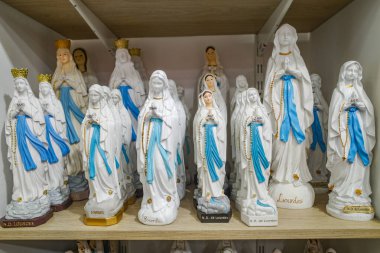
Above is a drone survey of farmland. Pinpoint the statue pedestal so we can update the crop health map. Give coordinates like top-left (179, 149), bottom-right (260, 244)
top-left (241, 212), bottom-right (278, 227)
top-left (197, 209), bottom-right (232, 223)
top-left (0, 209), bottom-right (53, 228)
top-left (51, 197), bottom-right (73, 212)
top-left (83, 207), bottom-right (123, 226)
top-left (269, 182), bottom-right (315, 209)
top-left (326, 204), bottom-right (374, 221)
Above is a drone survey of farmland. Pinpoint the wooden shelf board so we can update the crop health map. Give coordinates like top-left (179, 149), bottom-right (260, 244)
top-left (1, 190), bottom-right (380, 240)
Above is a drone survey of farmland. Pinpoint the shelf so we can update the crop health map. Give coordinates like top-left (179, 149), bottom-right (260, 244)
top-left (1, 189), bottom-right (380, 241)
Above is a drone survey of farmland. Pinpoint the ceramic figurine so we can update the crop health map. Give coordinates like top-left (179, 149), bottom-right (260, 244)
top-left (169, 79), bottom-right (187, 200)
top-left (194, 89), bottom-right (230, 222)
top-left (1, 68), bottom-right (52, 228)
top-left (73, 47), bottom-right (99, 91)
top-left (304, 240), bottom-right (324, 253)
top-left (81, 84), bottom-right (123, 225)
top-left (308, 74), bottom-right (329, 193)
top-left (170, 241), bottom-right (192, 253)
top-left (215, 241), bottom-right (237, 253)
top-left (239, 88), bottom-right (278, 226)
top-left (52, 39), bottom-right (89, 201)
top-left (263, 24), bottom-right (314, 209)
top-left (38, 74), bottom-right (72, 211)
top-left (129, 47), bottom-right (149, 96)
top-left (76, 241), bottom-right (92, 253)
top-left (231, 75), bottom-right (249, 112)
top-left (136, 70), bottom-right (180, 225)
top-left (109, 38), bottom-right (145, 197)
top-left (201, 73), bottom-right (227, 122)
top-left (111, 88), bottom-right (136, 206)
top-left (326, 61), bottom-right (375, 221)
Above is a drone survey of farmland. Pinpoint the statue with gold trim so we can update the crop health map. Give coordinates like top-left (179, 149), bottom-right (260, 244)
top-left (52, 39), bottom-right (89, 201)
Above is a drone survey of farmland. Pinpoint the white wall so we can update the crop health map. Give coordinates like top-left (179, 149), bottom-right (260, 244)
top-left (310, 0), bottom-right (380, 220)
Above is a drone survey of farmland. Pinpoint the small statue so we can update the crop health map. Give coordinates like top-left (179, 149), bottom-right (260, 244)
top-left (304, 239), bottom-right (324, 253)
top-left (170, 240), bottom-right (192, 253)
top-left (38, 74), bottom-right (72, 211)
top-left (81, 84), bottom-right (123, 225)
top-left (263, 24), bottom-right (315, 209)
top-left (136, 70), bottom-right (180, 225)
top-left (73, 47), bottom-right (99, 91)
top-left (326, 61), bottom-right (375, 221)
top-left (215, 241), bottom-right (237, 253)
top-left (2, 68), bottom-right (52, 227)
top-left (230, 75), bottom-right (249, 112)
top-left (201, 73), bottom-right (227, 121)
top-left (52, 39), bottom-right (89, 200)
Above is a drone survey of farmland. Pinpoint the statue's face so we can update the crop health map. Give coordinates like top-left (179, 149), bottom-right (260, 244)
top-left (151, 77), bottom-right (164, 93)
top-left (57, 49), bottom-right (70, 65)
top-left (203, 91), bottom-right (213, 106)
top-left (205, 75), bottom-right (215, 90)
top-left (237, 77), bottom-right (247, 88)
top-left (248, 90), bottom-right (258, 103)
top-left (206, 48), bottom-right (216, 63)
top-left (15, 78), bottom-right (27, 94)
top-left (117, 50), bottom-right (128, 63)
top-left (73, 50), bottom-right (86, 66)
top-left (40, 83), bottom-right (51, 96)
top-left (344, 64), bottom-right (359, 82)
top-left (311, 76), bottom-right (320, 88)
top-left (111, 93), bottom-right (120, 105)
top-left (89, 90), bottom-right (101, 105)
top-left (278, 28), bottom-right (293, 47)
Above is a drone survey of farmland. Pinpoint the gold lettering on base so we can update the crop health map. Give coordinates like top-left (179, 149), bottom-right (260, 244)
top-left (91, 211), bottom-right (104, 214)
top-left (343, 205), bottom-right (375, 214)
top-left (276, 193), bottom-right (303, 204)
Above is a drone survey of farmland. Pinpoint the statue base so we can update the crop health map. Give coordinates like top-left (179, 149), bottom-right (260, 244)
top-left (326, 203), bottom-right (374, 221)
top-left (197, 209), bottom-right (232, 223)
top-left (0, 209), bottom-right (53, 228)
top-left (241, 212), bottom-right (278, 227)
top-left (83, 207), bottom-right (123, 226)
top-left (269, 182), bottom-right (315, 209)
top-left (51, 197), bottom-right (73, 212)
top-left (123, 195), bottom-right (137, 210)
top-left (70, 188), bottom-right (89, 201)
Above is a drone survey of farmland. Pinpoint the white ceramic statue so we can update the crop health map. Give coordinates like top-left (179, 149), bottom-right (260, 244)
top-left (169, 79), bottom-right (187, 200)
top-left (170, 241), bottom-right (192, 253)
top-left (38, 74), bottom-right (71, 209)
top-left (73, 48), bottom-right (99, 91)
top-left (215, 241), bottom-right (237, 253)
top-left (263, 24), bottom-right (314, 209)
top-left (326, 61), bottom-right (375, 221)
top-left (304, 239), bottom-right (324, 253)
top-left (136, 70), bottom-right (180, 225)
top-left (231, 75), bottom-right (249, 112)
top-left (4, 68), bottom-right (51, 221)
top-left (81, 84), bottom-right (123, 223)
top-left (308, 74), bottom-right (329, 192)
top-left (201, 73), bottom-right (227, 122)
top-left (194, 89), bottom-right (229, 215)
top-left (129, 47), bottom-right (150, 96)
top-left (111, 89), bottom-right (136, 204)
top-left (52, 39), bottom-right (89, 200)
top-left (76, 241), bottom-right (92, 253)
top-left (239, 88), bottom-right (278, 226)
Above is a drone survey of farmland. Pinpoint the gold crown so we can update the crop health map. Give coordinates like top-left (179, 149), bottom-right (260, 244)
top-left (114, 38), bottom-right (129, 49)
top-left (38, 74), bottom-right (52, 83)
top-left (129, 48), bottom-right (141, 56)
top-left (11, 68), bottom-right (28, 79)
top-left (55, 39), bottom-right (71, 49)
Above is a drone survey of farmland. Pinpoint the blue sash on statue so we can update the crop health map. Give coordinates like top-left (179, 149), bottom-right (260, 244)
top-left (16, 115), bottom-right (48, 171)
top-left (257, 199), bottom-right (276, 213)
top-left (60, 86), bottom-right (85, 145)
top-left (44, 115), bottom-right (70, 164)
top-left (310, 107), bottom-right (326, 152)
top-left (250, 123), bottom-right (269, 184)
top-left (121, 144), bottom-right (129, 164)
top-left (347, 107), bottom-right (369, 166)
top-left (118, 85), bottom-right (139, 142)
top-left (115, 157), bottom-right (120, 170)
top-left (204, 124), bottom-right (223, 183)
top-left (176, 148), bottom-right (182, 166)
top-left (146, 118), bottom-right (173, 184)
top-left (89, 124), bottom-right (112, 180)
top-left (279, 75), bottom-right (305, 144)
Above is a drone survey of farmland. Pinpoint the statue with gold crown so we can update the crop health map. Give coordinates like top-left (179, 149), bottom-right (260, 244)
top-left (1, 68), bottom-right (53, 228)
top-left (129, 47), bottom-right (149, 96)
top-left (38, 74), bottom-right (72, 211)
top-left (52, 39), bottom-right (89, 201)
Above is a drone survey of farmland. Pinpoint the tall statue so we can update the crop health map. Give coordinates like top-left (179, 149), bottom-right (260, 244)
top-left (81, 84), bottom-right (123, 225)
top-left (129, 48), bottom-right (149, 96)
top-left (2, 68), bottom-right (52, 227)
top-left (326, 61), bottom-right (375, 221)
top-left (239, 88), bottom-right (278, 226)
top-left (308, 74), bottom-right (329, 193)
top-left (109, 38), bottom-right (145, 196)
top-left (52, 39), bottom-right (89, 200)
top-left (38, 74), bottom-right (72, 211)
top-left (169, 79), bottom-right (187, 200)
top-left (230, 75), bottom-right (249, 112)
top-left (263, 24), bottom-right (314, 209)
top-left (194, 89), bottom-right (230, 218)
top-left (73, 48), bottom-right (99, 91)
top-left (136, 70), bottom-right (180, 225)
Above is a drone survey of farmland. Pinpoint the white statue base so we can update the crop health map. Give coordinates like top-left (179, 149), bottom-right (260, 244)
top-left (84, 197), bottom-right (123, 219)
top-left (138, 201), bottom-right (178, 226)
top-left (241, 212), bottom-right (278, 227)
top-left (269, 182), bottom-right (315, 209)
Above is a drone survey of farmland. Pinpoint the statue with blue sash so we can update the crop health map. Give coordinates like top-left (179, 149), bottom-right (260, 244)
top-left (326, 61), bottom-right (375, 221)
top-left (263, 24), bottom-right (315, 209)
top-left (52, 39), bottom-right (89, 200)
top-left (239, 88), bottom-right (278, 226)
top-left (3, 68), bottom-right (52, 225)
top-left (38, 74), bottom-right (71, 210)
top-left (136, 70), bottom-right (180, 225)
